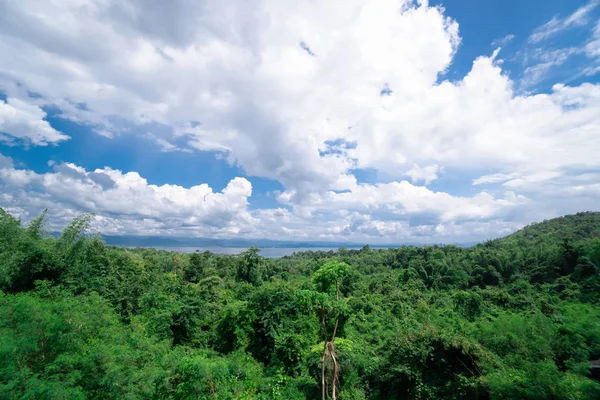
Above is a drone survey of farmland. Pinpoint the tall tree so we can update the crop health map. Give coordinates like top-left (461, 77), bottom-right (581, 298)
top-left (313, 261), bottom-right (349, 400)
top-left (238, 246), bottom-right (263, 285)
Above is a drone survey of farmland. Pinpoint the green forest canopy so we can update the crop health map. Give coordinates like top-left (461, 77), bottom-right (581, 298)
top-left (1, 209), bottom-right (599, 399)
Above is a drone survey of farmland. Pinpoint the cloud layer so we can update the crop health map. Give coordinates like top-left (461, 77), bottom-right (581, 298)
top-left (0, 156), bottom-right (529, 242)
top-left (0, 0), bottom-right (599, 243)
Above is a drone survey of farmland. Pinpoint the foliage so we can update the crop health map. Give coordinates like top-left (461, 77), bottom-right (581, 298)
top-left (0, 209), bottom-right (599, 399)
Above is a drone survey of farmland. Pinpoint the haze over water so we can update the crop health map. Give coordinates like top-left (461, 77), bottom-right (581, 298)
top-left (139, 246), bottom-right (358, 258)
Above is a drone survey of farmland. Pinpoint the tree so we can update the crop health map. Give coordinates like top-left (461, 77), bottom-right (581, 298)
top-left (0, 209), bottom-right (61, 292)
top-left (237, 246), bottom-right (263, 285)
top-left (312, 261), bottom-right (349, 400)
top-left (186, 252), bottom-right (206, 282)
top-left (26, 208), bottom-right (47, 239)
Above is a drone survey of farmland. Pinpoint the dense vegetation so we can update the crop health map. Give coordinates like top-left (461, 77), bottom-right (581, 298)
top-left (1, 209), bottom-right (599, 399)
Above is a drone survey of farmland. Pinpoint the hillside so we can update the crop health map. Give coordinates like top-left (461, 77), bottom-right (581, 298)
top-left (495, 211), bottom-right (600, 247)
top-left (0, 209), bottom-right (599, 399)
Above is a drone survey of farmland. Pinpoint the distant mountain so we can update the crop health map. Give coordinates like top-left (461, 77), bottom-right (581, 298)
top-left (100, 234), bottom-right (472, 249)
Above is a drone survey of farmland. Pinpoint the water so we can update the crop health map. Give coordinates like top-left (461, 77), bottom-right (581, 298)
top-left (148, 246), bottom-right (346, 258)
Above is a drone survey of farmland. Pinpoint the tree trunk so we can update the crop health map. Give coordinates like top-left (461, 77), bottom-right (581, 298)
top-left (330, 341), bottom-right (339, 400)
top-left (329, 318), bottom-right (339, 400)
top-left (321, 352), bottom-right (326, 400)
top-left (321, 305), bottom-right (327, 400)
top-left (329, 278), bottom-right (341, 400)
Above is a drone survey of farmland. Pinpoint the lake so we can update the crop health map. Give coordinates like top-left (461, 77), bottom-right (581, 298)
top-left (148, 246), bottom-right (350, 258)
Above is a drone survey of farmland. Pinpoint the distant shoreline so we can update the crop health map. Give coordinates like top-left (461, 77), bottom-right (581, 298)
top-left (101, 234), bottom-right (478, 250)
top-left (112, 242), bottom-right (478, 258)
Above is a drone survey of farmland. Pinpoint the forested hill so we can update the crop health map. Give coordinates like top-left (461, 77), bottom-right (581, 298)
top-left (492, 212), bottom-right (600, 247)
top-left (1, 209), bottom-right (599, 399)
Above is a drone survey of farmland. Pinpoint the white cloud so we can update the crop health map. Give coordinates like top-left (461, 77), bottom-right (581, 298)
top-left (528, 0), bottom-right (599, 44)
top-left (0, 153), bottom-right (532, 242)
top-left (0, 153), bottom-right (13, 170)
top-left (1, 152), bottom-right (597, 243)
top-left (503, 170), bottom-right (564, 189)
top-left (3, 0), bottom-right (598, 190)
top-left (518, 3), bottom-right (600, 86)
top-left (278, 180), bottom-right (528, 223)
top-left (0, 0), bottom-right (461, 197)
top-left (0, 0), bottom-right (599, 242)
top-left (144, 132), bottom-right (190, 153)
top-left (0, 158), bottom-right (254, 235)
top-left (473, 172), bottom-right (517, 186)
top-left (491, 34), bottom-right (515, 47)
top-left (0, 97), bottom-right (70, 146)
top-left (585, 21), bottom-right (600, 59)
top-left (406, 164), bottom-right (441, 185)
top-left (521, 47), bottom-right (582, 86)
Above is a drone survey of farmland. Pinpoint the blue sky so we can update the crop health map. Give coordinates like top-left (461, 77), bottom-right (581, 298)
top-left (1, 0), bottom-right (599, 243)
top-left (434, 0), bottom-right (596, 81)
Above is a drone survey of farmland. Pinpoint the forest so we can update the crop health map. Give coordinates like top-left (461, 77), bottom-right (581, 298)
top-left (1, 209), bottom-right (599, 399)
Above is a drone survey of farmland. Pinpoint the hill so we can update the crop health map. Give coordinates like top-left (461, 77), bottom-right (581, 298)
top-left (495, 211), bottom-right (600, 247)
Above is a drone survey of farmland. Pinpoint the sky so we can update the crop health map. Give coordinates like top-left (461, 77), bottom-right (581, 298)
top-left (1, 0), bottom-right (600, 244)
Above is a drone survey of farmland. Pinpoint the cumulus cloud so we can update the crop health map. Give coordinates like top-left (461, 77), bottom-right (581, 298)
top-left (0, 152), bottom-right (533, 242)
top-left (2, 0), bottom-right (597, 188)
top-left (0, 0), bottom-right (599, 242)
top-left (0, 0), bottom-right (461, 197)
top-left (0, 157), bottom-right (254, 235)
top-left (0, 97), bottom-right (70, 146)
top-left (278, 180), bottom-right (528, 223)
